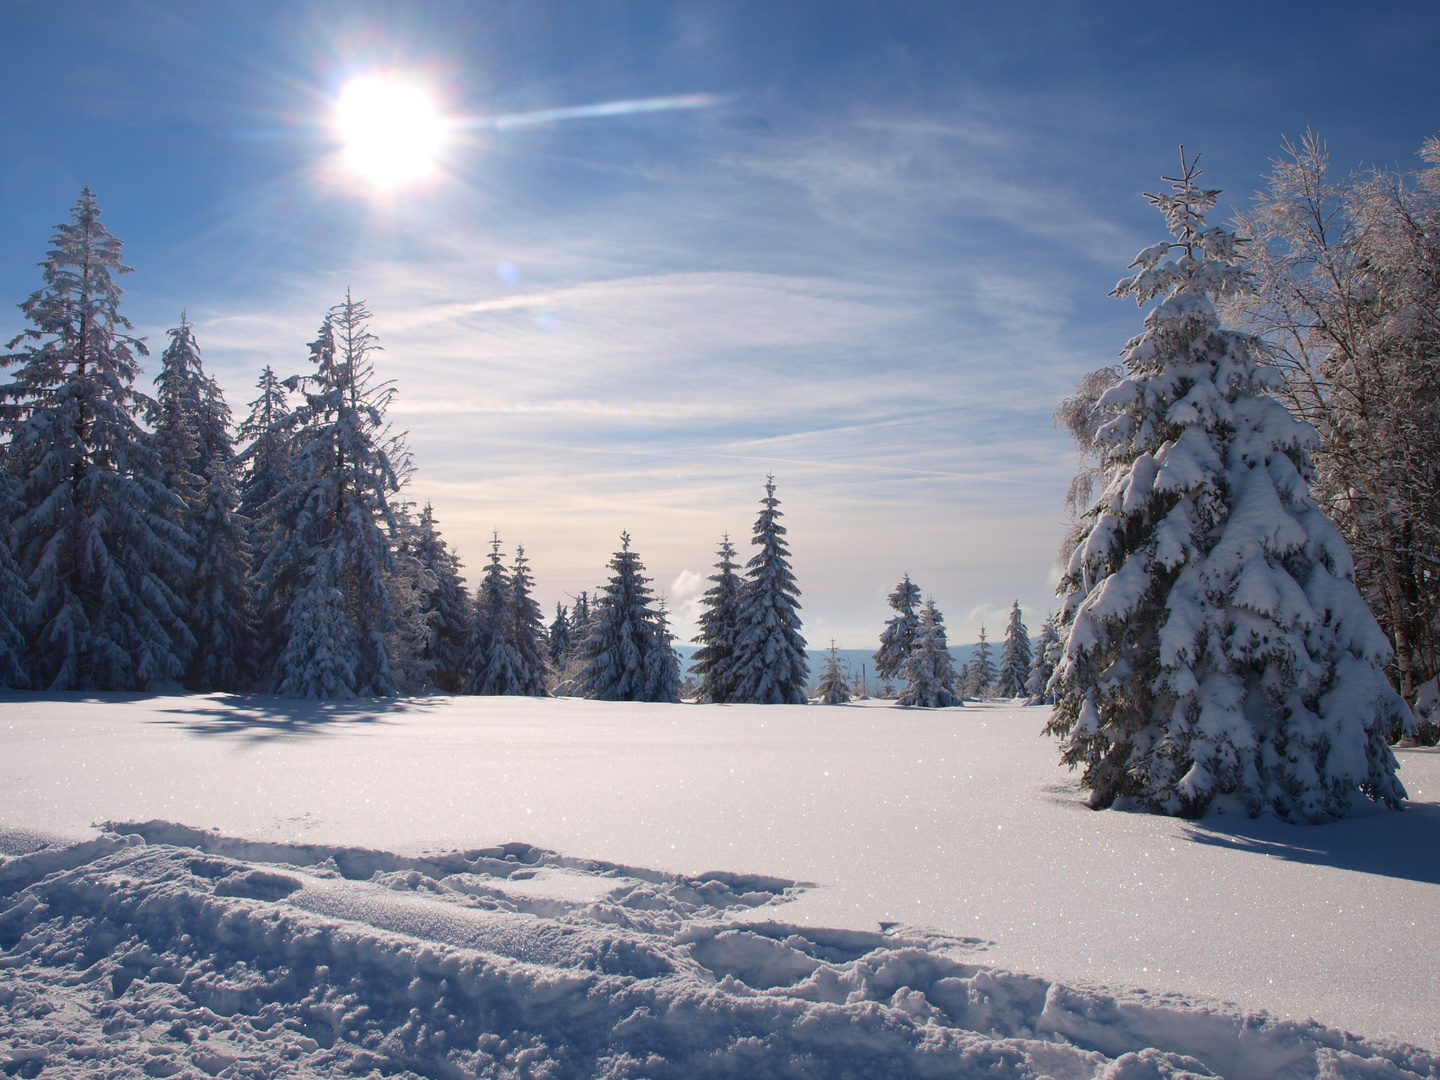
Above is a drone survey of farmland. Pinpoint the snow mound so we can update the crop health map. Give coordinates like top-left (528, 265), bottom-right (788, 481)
top-left (2, 824), bottom-right (1436, 1080)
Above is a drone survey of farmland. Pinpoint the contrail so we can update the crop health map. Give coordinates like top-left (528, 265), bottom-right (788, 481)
top-left (460, 93), bottom-right (727, 132)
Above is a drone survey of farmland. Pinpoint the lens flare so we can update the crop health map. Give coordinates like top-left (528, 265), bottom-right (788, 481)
top-left (335, 75), bottom-right (446, 187)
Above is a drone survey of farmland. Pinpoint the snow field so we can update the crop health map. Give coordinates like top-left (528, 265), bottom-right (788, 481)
top-left (2, 694), bottom-right (1439, 1076)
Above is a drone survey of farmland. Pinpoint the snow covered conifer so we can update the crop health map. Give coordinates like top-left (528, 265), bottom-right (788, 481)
top-left (729, 476), bottom-right (809, 704)
top-left (997, 601), bottom-right (1032, 698)
top-left (260, 293), bottom-right (410, 697)
top-left (548, 603), bottom-right (571, 673)
top-left (0, 472), bottom-right (31, 687)
top-left (816, 640), bottom-right (851, 704)
top-left (384, 505), bottom-right (437, 694)
top-left (899, 600), bottom-right (962, 708)
top-left (152, 318), bottom-right (255, 690)
top-left (1047, 152), bottom-right (1409, 821)
top-left (237, 365), bottom-right (292, 552)
top-left (462, 534), bottom-right (520, 695)
top-left (967, 625), bottom-right (996, 698)
top-left (689, 534), bottom-right (743, 702)
top-left (575, 533), bottom-right (670, 701)
top-left (642, 598), bottom-right (682, 703)
top-left (507, 545), bottom-right (551, 696)
top-left (1025, 613), bottom-right (1060, 703)
top-left (408, 503), bottom-right (469, 693)
top-left (873, 574), bottom-right (922, 682)
top-left (1, 190), bottom-right (194, 689)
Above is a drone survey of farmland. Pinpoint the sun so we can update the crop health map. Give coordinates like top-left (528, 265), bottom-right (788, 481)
top-left (335, 75), bottom-right (447, 188)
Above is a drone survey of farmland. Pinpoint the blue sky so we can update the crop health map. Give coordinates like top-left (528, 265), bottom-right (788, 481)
top-left (2, 1), bottom-right (1436, 647)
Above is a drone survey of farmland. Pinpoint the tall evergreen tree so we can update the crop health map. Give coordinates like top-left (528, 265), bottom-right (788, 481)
top-left (967, 625), bottom-right (996, 698)
top-left (385, 504), bottom-right (437, 694)
top-left (260, 292), bottom-right (410, 698)
top-left (1025, 613), bottom-right (1060, 703)
top-left (1048, 152), bottom-right (1409, 820)
top-left (729, 476), bottom-right (809, 704)
top-left (152, 318), bottom-right (255, 690)
top-left (642, 598), bottom-right (683, 703)
top-left (548, 602), bottom-right (571, 674)
top-left (462, 533), bottom-right (521, 695)
top-left (899, 600), bottom-right (962, 708)
top-left (816, 640), bottom-right (851, 704)
top-left (873, 574), bottom-right (923, 682)
top-left (237, 364), bottom-right (294, 667)
top-left (997, 601), bottom-right (1032, 698)
top-left (508, 544), bottom-right (550, 696)
top-left (689, 533), bottom-right (743, 702)
top-left (0, 190), bottom-right (193, 689)
top-left (575, 533), bottom-right (670, 701)
top-left (0, 471), bottom-right (31, 687)
top-left (409, 503), bottom-right (469, 693)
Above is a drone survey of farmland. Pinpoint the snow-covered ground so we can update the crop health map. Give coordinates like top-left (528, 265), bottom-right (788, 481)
top-left (2, 693), bottom-right (1437, 1078)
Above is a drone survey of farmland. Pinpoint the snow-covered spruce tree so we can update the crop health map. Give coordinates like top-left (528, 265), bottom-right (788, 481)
top-left (997, 601), bottom-right (1032, 698)
top-left (1025, 612), bottom-right (1060, 704)
top-left (689, 533), bottom-right (743, 702)
top-left (508, 545), bottom-right (551, 696)
top-left (966, 625), bottom-right (996, 698)
top-left (151, 318), bottom-right (256, 690)
top-left (0, 471), bottom-right (31, 687)
top-left (237, 365), bottom-right (292, 546)
top-left (816, 640), bottom-right (851, 704)
top-left (462, 534), bottom-right (520, 695)
top-left (1047, 152), bottom-right (1410, 821)
top-left (408, 503), bottom-right (469, 693)
top-left (575, 533), bottom-right (670, 701)
top-left (729, 476), bottom-right (809, 704)
top-left (0, 190), bottom-right (193, 689)
top-left (899, 599), bottom-right (962, 708)
top-left (548, 603), bottom-right (571, 674)
top-left (260, 293), bottom-right (410, 698)
top-left (643, 598), bottom-right (682, 703)
top-left (873, 574), bottom-right (922, 683)
top-left (384, 504), bottom-right (437, 694)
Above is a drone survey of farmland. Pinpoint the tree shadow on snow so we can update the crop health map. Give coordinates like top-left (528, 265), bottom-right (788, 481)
top-left (148, 694), bottom-right (445, 742)
top-left (1179, 790), bottom-right (1440, 886)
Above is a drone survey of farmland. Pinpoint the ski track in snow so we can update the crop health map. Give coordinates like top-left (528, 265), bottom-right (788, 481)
top-left (3, 694), bottom-right (1440, 1077)
top-left (2, 821), bottom-right (1436, 1080)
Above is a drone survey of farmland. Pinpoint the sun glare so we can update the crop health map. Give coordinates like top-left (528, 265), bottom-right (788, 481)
top-left (335, 75), bottom-right (446, 188)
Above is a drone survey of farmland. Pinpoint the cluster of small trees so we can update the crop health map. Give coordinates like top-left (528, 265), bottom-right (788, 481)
top-left (1048, 151), bottom-right (1411, 822)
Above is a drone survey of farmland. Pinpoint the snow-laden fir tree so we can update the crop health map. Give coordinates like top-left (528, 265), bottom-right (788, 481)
top-left (0, 470), bottom-right (31, 687)
top-left (689, 533), bottom-right (743, 702)
top-left (260, 292), bottom-right (410, 697)
top-left (873, 574), bottom-right (922, 683)
top-left (507, 545), bottom-right (551, 696)
top-left (642, 598), bottom-right (682, 703)
top-left (384, 504), bottom-right (438, 694)
top-left (548, 602), bottom-right (571, 674)
top-left (0, 190), bottom-right (194, 689)
top-left (898, 599), bottom-right (963, 707)
top-left (151, 318), bottom-right (255, 690)
top-left (575, 533), bottom-right (671, 701)
top-left (1025, 612), bottom-right (1060, 703)
top-left (729, 476), bottom-right (809, 704)
top-left (996, 601), bottom-right (1032, 698)
top-left (462, 534), bottom-right (520, 695)
top-left (966, 625), bottom-right (996, 698)
top-left (816, 640), bottom-right (851, 704)
top-left (407, 503), bottom-right (469, 693)
top-left (236, 366), bottom-right (292, 554)
top-left (1047, 152), bottom-right (1409, 821)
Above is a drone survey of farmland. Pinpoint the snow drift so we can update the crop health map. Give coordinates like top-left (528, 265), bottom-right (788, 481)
top-left (3, 821), bottom-right (1436, 1080)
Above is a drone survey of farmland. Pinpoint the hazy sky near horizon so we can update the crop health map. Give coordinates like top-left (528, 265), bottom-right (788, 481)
top-left (1, 1), bottom-right (1436, 648)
